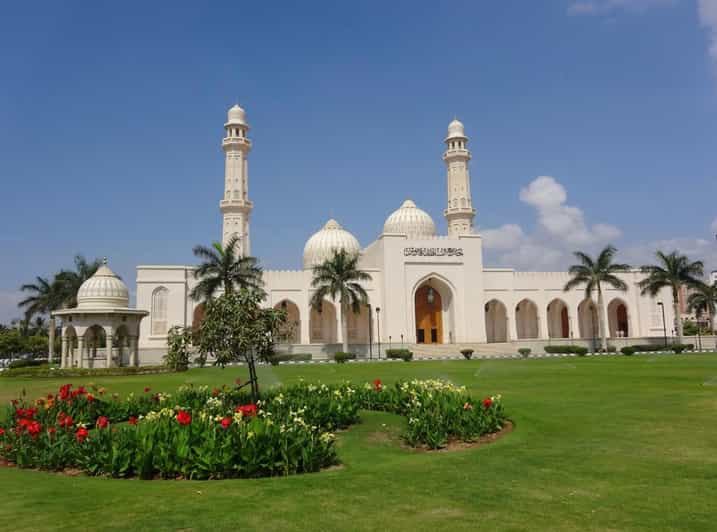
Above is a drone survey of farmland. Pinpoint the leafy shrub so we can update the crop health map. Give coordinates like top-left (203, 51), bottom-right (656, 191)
top-left (1, 365), bottom-right (172, 378)
top-left (385, 349), bottom-right (413, 361)
top-left (621, 346), bottom-right (636, 356)
top-left (629, 343), bottom-right (694, 353)
top-left (333, 352), bottom-right (356, 364)
top-left (672, 344), bottom-right (685, 354)
top-left (0, 379), bottom-right (509, 478)
top-left (518, 348), bottom-right (531, 357)
top-left (7, 359), bottom-right (46, 370)
top-left (544, 345), bottom-right (589, 356)
top-left (460, 349), bottom-right (474, 360)
top-left (267, 353), bottom-right (312, 366)
top-left (165, 326), bottom-right (193, 371)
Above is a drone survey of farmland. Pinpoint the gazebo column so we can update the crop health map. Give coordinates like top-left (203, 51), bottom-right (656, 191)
top-left (77, 336), bottom-right (85, 368)
top-left (60, 336), bottom-right (67, 369)
top-left (106, 334), bottom-right (113, 368)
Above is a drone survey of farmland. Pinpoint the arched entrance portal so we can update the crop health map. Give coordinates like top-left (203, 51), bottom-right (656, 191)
top-left (515, 299), bottom-right (539, 339)
top-left (415, 285), bottom-right (443, 344)
top-left (547, 299), bottom-right (570, 338)
top-left (274, 300), bottom-right (301, 344)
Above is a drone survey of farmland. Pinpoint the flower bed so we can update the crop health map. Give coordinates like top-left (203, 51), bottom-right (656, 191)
top-left (0, 379), bottom-right (507, 480)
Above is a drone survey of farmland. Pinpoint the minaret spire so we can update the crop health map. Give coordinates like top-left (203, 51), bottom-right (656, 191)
top-left (443, 118), bottom-right (475, 236)
top-left (220, 104), bottom-right (253, 255)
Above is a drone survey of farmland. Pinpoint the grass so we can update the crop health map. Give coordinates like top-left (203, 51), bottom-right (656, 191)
top-left (2, 354), bottom-right (717, 531)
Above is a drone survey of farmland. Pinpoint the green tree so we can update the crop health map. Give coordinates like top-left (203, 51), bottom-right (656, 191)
top-left (0, 330), bottom-right (24, 359)
top-left (639, 250), bottom-right (704, 345)
top-left (310, 249), bottom-right (372, 354)
top-left (197, 290), bottom-right (286, 401)
top-left (686, 280), bottom-right (717, 334)
top-left (54, 255), bottom-right (104, 307)
top-left (189, 235), bottom-right (265, 302)
top-left (563, 245), bottom-right (630, 350)
top-left (165, 326), bottom-right (194, 371)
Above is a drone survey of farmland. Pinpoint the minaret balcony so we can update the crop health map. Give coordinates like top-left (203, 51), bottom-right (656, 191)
top-left (220, 199), bottom-right (253, 213)
top-left (442, 148), bottom-right (471, 161)
top-left (222, 137), bottom-right (252, 150)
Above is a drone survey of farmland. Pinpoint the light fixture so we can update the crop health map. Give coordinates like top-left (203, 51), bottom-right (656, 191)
top-left (426, 280), bottom-right (435, 305)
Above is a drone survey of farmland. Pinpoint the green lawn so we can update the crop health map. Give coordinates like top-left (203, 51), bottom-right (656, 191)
top-left (2, 355), bottom-right (717, 531)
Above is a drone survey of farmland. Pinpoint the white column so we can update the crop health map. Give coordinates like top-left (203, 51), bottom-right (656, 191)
top-left (60, 336), bottom-right (68, 369)
top-left (300, 304), bottom-right (311, 345)
top-left (106, 334), bottom-right (113, 368)
top-left (77, 337), bottom-right (85, 368)
top-left (130, 336), bottom-right (139, 367)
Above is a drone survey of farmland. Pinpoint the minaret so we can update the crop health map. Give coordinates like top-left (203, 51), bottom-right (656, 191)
top-left (220, 104), bottom-right (253, 255)
top-left (443, 118), bottom-right (475, 236)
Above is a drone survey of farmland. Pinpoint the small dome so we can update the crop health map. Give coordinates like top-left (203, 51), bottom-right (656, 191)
top-left (303, 219), bottom-right (361, 269)
top-left (446, 118), bottom-right (465, 139)
top-left (76, 260), bottom-right (129, 309)
top-left (383, 199), bottom-right (437, 239)
top-left (226, 104), bottom-right (247, 125)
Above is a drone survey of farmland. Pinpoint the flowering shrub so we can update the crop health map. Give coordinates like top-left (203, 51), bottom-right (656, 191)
top-left (0, 378), bottom-right (507, 479)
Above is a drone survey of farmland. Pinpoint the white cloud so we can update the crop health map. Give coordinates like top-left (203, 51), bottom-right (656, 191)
top-left (711, 217), bottom-right (717, 233)
top-left (518, 176), bottom-right (621, 246)
top-left (701, 0), bottom-right (717, 61)
top-left (567, 0), bottom-right (676, 16)
top-left (482, 176), bottom-right (621, 270)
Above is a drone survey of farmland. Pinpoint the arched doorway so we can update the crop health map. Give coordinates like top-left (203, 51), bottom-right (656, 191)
top-left (84, 325), bottom-right (106, 368)
top-left (547, 299), bottom-right (570, 338)
top-left (578, 299), bottom-right (597, 339)
top-left (347, 304), bottom-right (370, 344)
top-left (415, 285), bottom-right (443, 344)
top-left (114, 324), bottom-right (130, 366)
top-left (310, 300), bottom-right (337, 344)
top-left (608, 299), bottom-right (629, 338)
top-left (274, 300), bottom-right (301, 344)
top-left (192, 303), bottom-right (206, 330)
top-left (515, 299), bottom-right (539, 339)
top-left (484, 299), bottom-right (508, 343)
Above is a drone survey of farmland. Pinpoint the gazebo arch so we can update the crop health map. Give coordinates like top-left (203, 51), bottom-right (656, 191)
top-left (515, 299), bottom-right (539, 339)
top-left (484, 299), bottom-right (508, 343)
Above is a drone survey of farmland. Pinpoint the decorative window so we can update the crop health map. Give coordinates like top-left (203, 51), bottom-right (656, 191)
top-left (151, 287), bottom-right (169, 336)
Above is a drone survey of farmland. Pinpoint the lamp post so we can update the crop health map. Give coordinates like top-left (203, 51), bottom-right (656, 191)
top-left (657, 301), bottom-right (667, 347)
top-left (368, 304), bottom-right (373, 360)
top-left (375, 307), bottom-right (381, 360)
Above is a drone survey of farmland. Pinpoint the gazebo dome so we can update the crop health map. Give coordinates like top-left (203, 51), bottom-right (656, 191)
top-left (76, 260), bottom-right (129, 309)
top-left (303, 219), bottom-right (361, 268)
top-left (226, 104), bottom-right (247, 125)
top-left (446, 118), bottom-right (466, 139)
top-left (383, 199), bottom-right (437, 239)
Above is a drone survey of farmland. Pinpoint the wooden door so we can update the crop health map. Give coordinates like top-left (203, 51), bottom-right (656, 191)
top-left (415, 285), bottom-right (443, 344)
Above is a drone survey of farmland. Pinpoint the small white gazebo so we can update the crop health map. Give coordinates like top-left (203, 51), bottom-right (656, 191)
top-left (53, 259), bottom-right (148, 369)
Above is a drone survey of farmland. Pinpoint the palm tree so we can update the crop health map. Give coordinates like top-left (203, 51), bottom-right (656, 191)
top-left (19, 276), bottom-right (64, 362)
top-left (563, 245), bottom-right (630, 350)
top-left (190, 235), bottom-right (264, 302)
top-left (686, 281), bottom-right (717, 334)
top-left (639, 250), bottom-right (704, 345)
top-left (54, 255), bottom-right (104, 307)
top-left (310, 249), bottom-right (372, 354)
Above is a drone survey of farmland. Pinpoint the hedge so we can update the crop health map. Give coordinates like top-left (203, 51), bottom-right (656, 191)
top-left (385, 349), bottom-right (413, 361)
top-left (630, 343), bottom-right (694, 353)
top-left (0, 365), bottom-right (176, 378)
top-left (7, 359), bottom-right (47, 370)
top-left (267, 353), bottom-right (312, 366)
top-left (544, 345), bottom-right (588, 356)
top-left (333, 352), bottom-right (356, 363)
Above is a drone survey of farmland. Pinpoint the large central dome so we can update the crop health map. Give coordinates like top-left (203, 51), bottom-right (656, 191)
top-left (383, 199), bottom-right (437, 239)
top-left (303, 219), bottom-right (361, 268)
top-left (76, 260), bottom-right (129, 309)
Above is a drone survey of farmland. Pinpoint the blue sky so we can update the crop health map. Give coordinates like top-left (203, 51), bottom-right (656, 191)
top-left (1, 0), bottom-right (716, 323)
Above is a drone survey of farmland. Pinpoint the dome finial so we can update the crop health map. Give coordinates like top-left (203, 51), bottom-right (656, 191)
top-left (102, 257), bottom-right (108, 265)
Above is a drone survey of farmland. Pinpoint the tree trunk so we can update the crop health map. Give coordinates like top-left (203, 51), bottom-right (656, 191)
top-left (672, 287), bottom-right (682, 345)
top-left (48, 316), bottom-right (56, 366)
top-left (341, 302), bottom-right (349, 354)
top-left (247, 357), bottom-right (259, 402)
top-left (597, 285), bottom-right (607, 351)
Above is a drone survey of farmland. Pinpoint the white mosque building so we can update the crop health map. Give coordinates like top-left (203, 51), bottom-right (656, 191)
top-left (108, 104), bottom-right (677, 364)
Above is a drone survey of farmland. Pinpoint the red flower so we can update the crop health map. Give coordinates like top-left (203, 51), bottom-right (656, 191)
top-left (96, 416), bottom-right (109, 429)
top-left (482, 398), bottom-right (493, 409)
top-left (220, 417), bottom-right (232, 429)
top-left (58, 412), bottom-right (74, 429)
top-left (58, 384), bottom-right (72, 400)
top-left (11, 399), bottom-right (18, 406)
top-left (26, 421), bottom-right (42, 437)
top-left (235, 404), bottom-right (257, 417)
top-left (144, 387), bottom-right (151, 393)
top-left (86, 393), bottom-right (95, 402)
top-left (47, 427), bottom-right (56, 435)
top-left (47, 394), bottom-right (54, 400)
top-left (76, 427), bottom-right (89, 443)
top-left (128, 416), bottom-right (137, 426)
top-left (235, 377), bottom-right (241, 386)
top-left (374, 379), bottom-right (382, 392)
top-left (212, 388), bottom-right (220, 397)
top-left (176, 410), bottom-right (192, 425)
top-left (77, 386), bottom-right (86, 395)
top-left (0, 428), bottom-right (5, 436)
